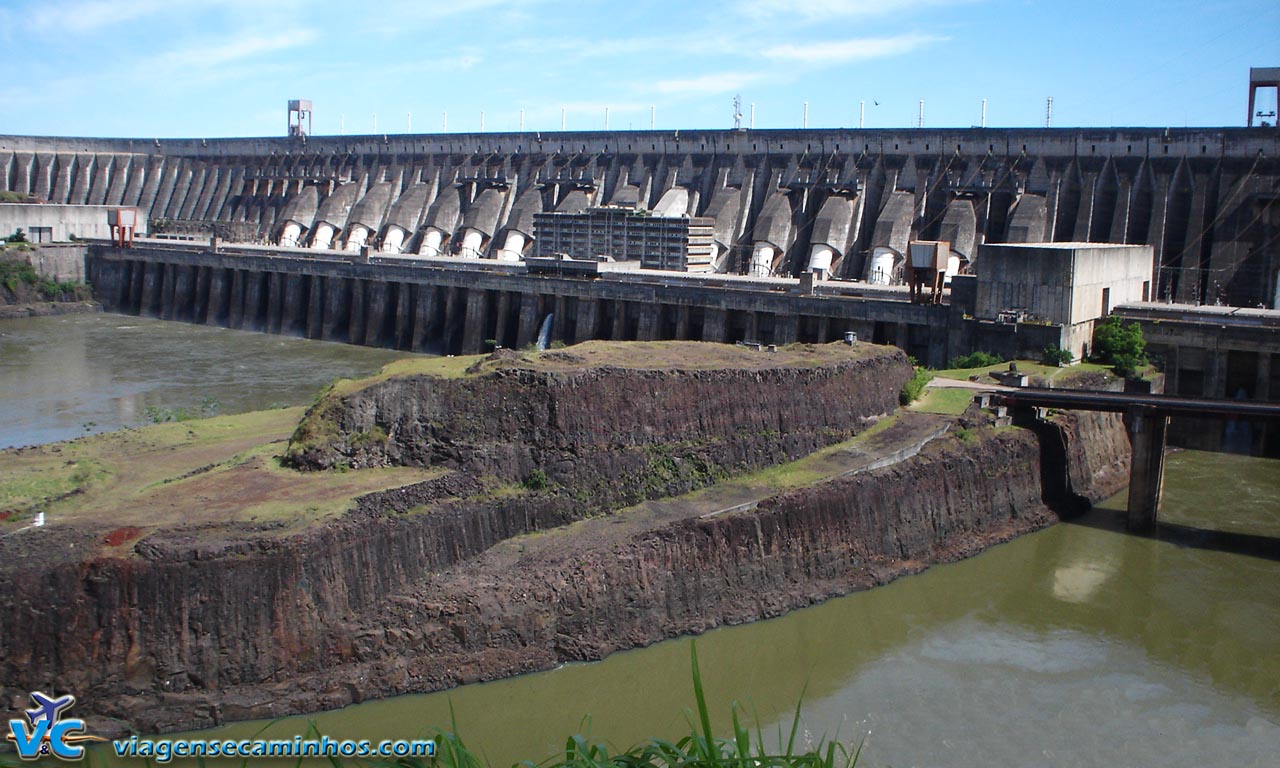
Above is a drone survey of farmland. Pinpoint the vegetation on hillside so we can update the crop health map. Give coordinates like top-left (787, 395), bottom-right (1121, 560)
top-left (946, 350), bottom-right (1004, 369)
top-left (0, 257), bottom-right (84, 301)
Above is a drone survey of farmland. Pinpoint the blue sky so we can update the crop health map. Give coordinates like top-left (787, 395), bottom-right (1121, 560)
top-left (1, 0), bottom-right (1277, 138)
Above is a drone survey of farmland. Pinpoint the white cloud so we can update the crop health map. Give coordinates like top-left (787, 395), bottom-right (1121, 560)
top-left (738, 0), bottom-right (972, 21)
top-left (151, 29), bottom-right (319, 70)
top-left (764, 34), bottom-right (944, 64)
top-left (652, 72), bottom-right (761, 95)
top-left (30, 0), bottom-right (172, 33)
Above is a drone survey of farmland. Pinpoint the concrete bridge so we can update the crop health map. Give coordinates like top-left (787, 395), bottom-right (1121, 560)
top-left (996, 388), bottom-right (1280, 529)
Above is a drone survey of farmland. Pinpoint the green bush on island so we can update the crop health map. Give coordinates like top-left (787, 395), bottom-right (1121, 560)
top-left (900, 365), bottom-right (933, 405)
top-left (1090, 316), bottom-right (1148, 378)
top-left (1040, 344), bottom-right (1073, 367)
top-left (946, 350), bottom-right (1004, 369)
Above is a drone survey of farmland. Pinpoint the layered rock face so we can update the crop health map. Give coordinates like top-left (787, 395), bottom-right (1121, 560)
top-left (288, 343), bottom-right (913, 509)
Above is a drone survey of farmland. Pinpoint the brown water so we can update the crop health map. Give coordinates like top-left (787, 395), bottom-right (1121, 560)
top-left (3, 314), bottom-right (1275, 767)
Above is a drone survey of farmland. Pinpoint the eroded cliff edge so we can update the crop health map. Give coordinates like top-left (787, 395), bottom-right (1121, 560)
top-left (0, 341), bottom-right (1128, 735)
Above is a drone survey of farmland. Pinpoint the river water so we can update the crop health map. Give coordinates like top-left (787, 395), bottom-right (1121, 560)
top-left (0, 313), bottom-right (406, 449)
top-left (2, 314), bottom-right (1277, 767)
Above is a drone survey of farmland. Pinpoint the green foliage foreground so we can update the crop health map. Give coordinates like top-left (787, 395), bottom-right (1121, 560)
top-left (900, 366), bottom-right (933, 406)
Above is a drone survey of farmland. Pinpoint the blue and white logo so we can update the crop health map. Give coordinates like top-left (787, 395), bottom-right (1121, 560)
top-left (6, 691), bottom-right (104, 761)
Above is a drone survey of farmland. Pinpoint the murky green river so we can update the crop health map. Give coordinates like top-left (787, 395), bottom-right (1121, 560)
top-left (2, 313), bottom-right (1277, 767)
top-left (0, 313), bottom-right (406, 448)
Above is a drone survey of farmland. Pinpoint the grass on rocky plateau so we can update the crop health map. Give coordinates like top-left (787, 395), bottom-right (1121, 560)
top-left (908, 386), bottom-right (978, 416)
top-left (0, 407), bottom-right (440, 544)
top-left (931, 359), bottom-right (1114, 385)
top-left (325, 341), bottom-right (896, 395)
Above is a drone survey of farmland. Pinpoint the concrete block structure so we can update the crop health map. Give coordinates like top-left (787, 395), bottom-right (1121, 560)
top-left (0, 203), bottom-right (147, 243)
top-left (975, 242), bottom-right (1153, 359)
top-left (532, 207), bottom-right (716, 272)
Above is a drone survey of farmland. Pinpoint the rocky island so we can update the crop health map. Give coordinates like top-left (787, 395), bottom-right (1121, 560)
top-left (0, 340), bottom-right (1128, 735)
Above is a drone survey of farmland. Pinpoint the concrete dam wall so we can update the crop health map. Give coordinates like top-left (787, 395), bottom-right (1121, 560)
top-left (84, 244), bottom-right (956, 364)
top-left (4, 127), bottom-right (1278, 307)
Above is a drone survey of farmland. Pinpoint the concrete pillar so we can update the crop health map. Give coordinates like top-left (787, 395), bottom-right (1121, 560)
top-left (574, 298), bottom-right (599, 344)
top-left (702, 308), bottom-right (727, 343)
top-left (267, 272), bottom-right (284, 333)
top-left (1206, 349), bottom-right (1228, 399)
top-left (461, 289), bottom-right (491, 353)
top-left (242, 272), bottom-right (265, 331)
top-left (140, 262), bottom-right (162, 317)
top-left (896, 322), bottom-right (910, 351)
top-left (160, 263), bottom-right (177, 320)
top-left (442, 287), bottom-right (465, 354)
top-left (773, 314), bottom-right (799, 345)
top-left (206, 269), bottom-right (228, 325)
top-left (1124, 406), bottom-right (1169, 530)
top-left (228, 270), bottom-right (246, 329)
top-left (674, 305), bottom-right (691, 340)
top-left (322, 278), bottom-right (348, 341)
top-left (172, 265), bottom-right (195, 323)
top-left (108, 261), bottom-right (129, 312)
top-left (927, 331), bottom-right (948, 370)
top-left (637, 303), bottom-right (660, 341)
top-left (128, 261), bottom-right (145, 313)
top-left (411, 285), bottom-right (440, 352)
top-left (362, 281), bottom-right (388, 346)
top-left (611, 301), bottom-right (629, 340)
top-left (192, 266), bottom-right (209, 323)
top-left (1257, 353), bottom-right (1272, 402)
top-left (744, 311), bottom-right (760, 343)
top-left (552, 295), bottom-right (571, 344)
top-left (492, 291), bottom-right (514, 348)
top-left (283, 274), bottom-right (305, 335)
top-left (816, 316), bottom-right (831, 343)
top-left (516, 293), bottom-right (541, 349)
top-left (394, 282), bottom-right (414, 349)
top-left (306, 276), bottom-right (324, 339)
top-left (349, 279), bottom-right (367, 346)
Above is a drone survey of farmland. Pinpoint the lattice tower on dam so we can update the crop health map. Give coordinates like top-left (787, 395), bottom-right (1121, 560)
top-left (2, 127), bottom-right (1278, 308)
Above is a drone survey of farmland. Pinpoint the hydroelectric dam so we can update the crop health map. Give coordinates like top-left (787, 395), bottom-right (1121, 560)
top-left (3, 126), bottom-right (1278, 307)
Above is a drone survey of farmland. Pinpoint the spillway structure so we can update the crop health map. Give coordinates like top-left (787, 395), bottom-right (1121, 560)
top-left (2, 127), bottom-right (1277, 308)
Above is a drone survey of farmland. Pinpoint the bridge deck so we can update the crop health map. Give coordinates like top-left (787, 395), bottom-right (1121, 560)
top-left (995, 388), bottom-right (1280, 419)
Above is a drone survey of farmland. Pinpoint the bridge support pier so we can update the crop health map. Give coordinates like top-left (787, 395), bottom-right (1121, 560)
top-left (1123, 406), bottom-right (1169, 530)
